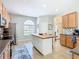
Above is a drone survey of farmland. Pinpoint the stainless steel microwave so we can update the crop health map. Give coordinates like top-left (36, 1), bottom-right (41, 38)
top-left (0, 14), bottom-right (6, 27)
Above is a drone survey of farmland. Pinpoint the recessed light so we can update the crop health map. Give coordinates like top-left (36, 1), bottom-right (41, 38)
top-left (42, 4), bottom-right (47, 8)
top-left (56, 9), bottom-right (58, 11)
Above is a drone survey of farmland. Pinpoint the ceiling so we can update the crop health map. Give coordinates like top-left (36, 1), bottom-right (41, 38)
top-left (3, 0), bottom-right (79, 17)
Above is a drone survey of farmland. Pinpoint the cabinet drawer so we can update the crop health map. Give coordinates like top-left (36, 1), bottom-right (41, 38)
top-left (0, 54), bottom-right (3, 59)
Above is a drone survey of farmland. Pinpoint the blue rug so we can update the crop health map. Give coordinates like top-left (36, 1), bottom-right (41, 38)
top-left (12, 45), bottom-right (32, 59)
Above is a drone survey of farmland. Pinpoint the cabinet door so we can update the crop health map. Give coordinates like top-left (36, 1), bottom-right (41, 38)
top-left (0, 54), bottom-right (3, 59)
top-left (2, 5), bottom-right (6, 18)
top-left (0, 0), bottom-right (2, 14)
top-left (73, 54), bottom-right (79, 59)
top-left (66, 36), bottom-right (74, 48)
top-left (4, 43), bottom-right (10, 59)
top-left (7, 43), bottom-right (10, 59)
top-left (77, 37), bottom-right (79, 46)
top-left (60, 35), bottom-right (66, 46)
top-left (62, 15), bottom-right (68, 28)
top-left (68, 12), bottom-right (77, 28)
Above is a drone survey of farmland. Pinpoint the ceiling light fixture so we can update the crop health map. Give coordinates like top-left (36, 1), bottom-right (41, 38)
top-left (56, 9), bottom-right (58, 11)
top-left (42, 4), bottom-right (47, 8)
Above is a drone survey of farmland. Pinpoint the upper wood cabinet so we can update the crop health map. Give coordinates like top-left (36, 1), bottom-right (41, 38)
top-left (2, 4), bottom-right (11, 28)
top-left (62, 12), bottom-right (77, 28)
top-left (68, 12), bottom-right (77, 28)
top-left (62, 15), bottom-right (69, 28)
top-left (2, 5), bottom-right (6, 18)
top-left (0, 0), bottom-right (2, 14)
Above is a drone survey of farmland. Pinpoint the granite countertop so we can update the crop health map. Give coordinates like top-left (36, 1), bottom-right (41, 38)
top-left (32, 34), bottom-right (57, 39)
top-left (60, 34), bottom-right (73, 36)
top-left (71, 46), bottom-right (79, 55)
top-left (0, 40), bottom-right (10, 57)
top-left (60, 34), bottom-right (79, 37)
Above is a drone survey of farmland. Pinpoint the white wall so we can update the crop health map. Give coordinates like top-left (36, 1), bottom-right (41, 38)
top-left (11, 14), bottom-right (37, 40)
top-left (38, 15), bottom-right (54, 34)
top-left (39, 16), bottom-right (49, 33)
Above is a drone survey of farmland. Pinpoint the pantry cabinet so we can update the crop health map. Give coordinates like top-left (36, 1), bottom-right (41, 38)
top-left (62, 12), bottom-right (77, 28)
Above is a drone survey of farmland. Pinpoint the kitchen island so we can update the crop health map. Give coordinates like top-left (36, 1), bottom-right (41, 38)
top-left (0, 40), bottom-right (10, 59)
top-left (71, 46), bottom-right (79, 59)
top-left (32, 34), bottom-right (54, 55)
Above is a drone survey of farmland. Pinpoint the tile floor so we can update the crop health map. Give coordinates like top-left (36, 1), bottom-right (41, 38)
top-left (12, 39), bottom-right (73, 59)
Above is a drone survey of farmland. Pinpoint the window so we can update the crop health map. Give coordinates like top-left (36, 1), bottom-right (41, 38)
top-left (24, 20), bottom-right (35, 35)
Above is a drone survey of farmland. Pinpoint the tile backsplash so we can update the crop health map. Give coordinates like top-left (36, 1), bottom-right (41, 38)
top-left (64, 29), bottom-right (74, 34)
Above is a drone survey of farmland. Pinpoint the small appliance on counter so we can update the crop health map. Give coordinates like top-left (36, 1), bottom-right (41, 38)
top-left (74, 29), bottom-right (79, 36)
top-left (39, 33), bottom-right (43, 35)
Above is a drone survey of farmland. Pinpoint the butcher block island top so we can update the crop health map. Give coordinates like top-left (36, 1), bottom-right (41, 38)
top-left (32, 34), bottom-right (56, 39)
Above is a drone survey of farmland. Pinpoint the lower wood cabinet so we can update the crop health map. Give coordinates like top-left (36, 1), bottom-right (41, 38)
top-left (60, 34), bottom-right (76, 48)
top-left (0, 42), bottom-right (10, 59)
top-left (73, 54), bottom-right (79, 59)
top-left (60, 34), bottom-right (66, 46)
top-left (4, 43), bottom-right (10, 59)
top-left (0, 54), bottom-right (3, 59)
top-left (66, 35), bottom-right (74, 48)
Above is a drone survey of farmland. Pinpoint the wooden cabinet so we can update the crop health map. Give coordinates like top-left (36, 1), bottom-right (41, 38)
top-left (62, 15), bottom-right (68, 28)
top-left (76, 37), bottom-right (79, 47)
top-left (66, 35), bottom-right (74, 48)
top-left (2, 5), bottom-right (6, 18)
top-left (1, 2), bottom-right (11, 28)
top-left (0, 0), bottom-right (2, 14)
top-left (60, 34), bottom-right (66, 46)
top-left (73, 54), bottom-right (79, 59)
top-left (62, 12), bottom-right (77, 28)
top-left (0, 41), bottom-right (10, 59)
top-left (0, 54), bottom-right (3, 59)
top-left (0, 0), bottom-right (11, 28)
top-left (68, 12), bottom-right (77, 28)
top-left (60, 34), bottom-right (76, 48)
top-left (4, 43), bottom-right (10, 59)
